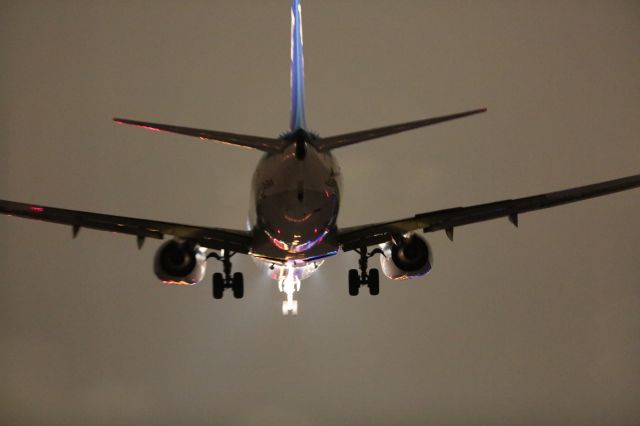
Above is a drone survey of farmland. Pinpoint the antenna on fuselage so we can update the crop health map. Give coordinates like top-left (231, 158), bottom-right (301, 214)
top-left (290, 0), bottom-right (307, 132)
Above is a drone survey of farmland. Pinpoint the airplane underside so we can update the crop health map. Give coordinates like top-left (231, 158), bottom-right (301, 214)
top-left (254, 256), bottom-right (326, 316)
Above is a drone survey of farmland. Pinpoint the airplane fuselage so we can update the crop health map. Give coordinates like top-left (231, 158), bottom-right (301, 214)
top-left (248, 141), bottom-right (342, 279)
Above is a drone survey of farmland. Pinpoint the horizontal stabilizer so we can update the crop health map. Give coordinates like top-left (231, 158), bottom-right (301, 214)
top-left (114, 118), bottom-right (288, 153)
top-left (311, 108), bottom-right (487, 152)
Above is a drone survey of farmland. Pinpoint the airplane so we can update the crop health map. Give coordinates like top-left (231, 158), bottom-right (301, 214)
top-left (1, 0), bottom-right (639, 314)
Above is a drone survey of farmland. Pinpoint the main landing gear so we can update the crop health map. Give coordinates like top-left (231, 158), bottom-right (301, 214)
top-left (349, 247), bottom-right (384, 296)
top-left (208, 251), bottom-right (244, 299)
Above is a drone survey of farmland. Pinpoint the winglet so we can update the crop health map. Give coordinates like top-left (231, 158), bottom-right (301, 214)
top-left (290, 0), bottom-right (307, 131)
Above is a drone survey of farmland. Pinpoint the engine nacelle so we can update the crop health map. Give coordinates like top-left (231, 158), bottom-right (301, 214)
top-left (380, 233), bottom-right (433, 280)
top-left (154, 239), bottom-right (207, 286)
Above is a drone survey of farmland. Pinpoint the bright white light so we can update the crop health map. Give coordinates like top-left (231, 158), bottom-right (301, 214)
top-left (279, 263), bottom-right (301, 316)
top-left (252, 256), bottom-right (324, 315)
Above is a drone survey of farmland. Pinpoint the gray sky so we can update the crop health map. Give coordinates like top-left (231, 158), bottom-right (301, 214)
top-left (1, 1), bottom-right (639, 424)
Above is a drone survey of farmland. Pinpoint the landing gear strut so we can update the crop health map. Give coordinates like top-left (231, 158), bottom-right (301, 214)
top-left (348, 247), bottom-right (383, 296)
top-left (208, 250), bottom-right (244, 299)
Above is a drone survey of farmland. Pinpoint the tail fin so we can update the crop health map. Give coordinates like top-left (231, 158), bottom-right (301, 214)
top-left (290, 0), bottom-right (307, 131)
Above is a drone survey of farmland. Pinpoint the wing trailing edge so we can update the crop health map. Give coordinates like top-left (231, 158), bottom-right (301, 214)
top-left (0, 199), bottom-right (253, 253)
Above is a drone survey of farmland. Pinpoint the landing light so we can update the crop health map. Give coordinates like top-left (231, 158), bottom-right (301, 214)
top-left (278, 264), bottom-right (301, 316)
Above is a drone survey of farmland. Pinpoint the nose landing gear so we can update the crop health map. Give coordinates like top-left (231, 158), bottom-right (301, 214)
top-left (279, 271), bottom-right (301, 316)
top-left (348, 247), bottom-right (383, 296)
top-left (208, 250), bottom-right (244, 299)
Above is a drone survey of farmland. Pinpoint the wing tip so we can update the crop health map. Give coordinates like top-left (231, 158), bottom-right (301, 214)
top-left (112, 118), bottom-right (162, 132)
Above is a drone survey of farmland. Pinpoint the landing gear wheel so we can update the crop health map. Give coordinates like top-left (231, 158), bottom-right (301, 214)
top-left (212, 272), bottom-right (224, 299)
top-left (368, 268), bottom-right (380, 296)
top-left (232, 272), bottom-right (244, 299)
top-left (208, 250), bottom-right (245, 300)
top-left (348, 269), bottom-right (360, 296)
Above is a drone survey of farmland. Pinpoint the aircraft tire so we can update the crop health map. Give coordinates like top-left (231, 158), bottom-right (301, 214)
top-left (368, 268), bottom-right (380, 296)
top-left (213, 272), bottom-right (224, 299)
top-left (348, 269), bottom-right (360, 296)
top-left (232, 272), bottom-right (244, 299)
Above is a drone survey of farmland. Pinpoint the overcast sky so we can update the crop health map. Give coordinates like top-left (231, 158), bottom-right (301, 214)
top-left (1, 1), bottom-right (639, 424)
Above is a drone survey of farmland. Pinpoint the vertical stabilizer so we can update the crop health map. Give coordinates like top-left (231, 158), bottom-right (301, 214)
top-left (290, 0), bottom-right (307, 131)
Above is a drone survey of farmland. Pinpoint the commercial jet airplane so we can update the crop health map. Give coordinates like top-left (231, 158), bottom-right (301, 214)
top-left (1, 0), bottom-right (639, 314)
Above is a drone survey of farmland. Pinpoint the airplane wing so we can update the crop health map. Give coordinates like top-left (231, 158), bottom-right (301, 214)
top-left (338, 173), bottom-right (640, 251)
top-left (113, 118), bottom-right (288, 153)
top-left (0, 200), bottom-right (252, 253)
top-left (311, 108), bottom-right (487, 152)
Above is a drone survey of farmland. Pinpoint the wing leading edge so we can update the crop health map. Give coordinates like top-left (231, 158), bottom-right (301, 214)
top-left (0, 200), bottom-right (252, 253)
top-left (338, 173), bottom-right (640, 251)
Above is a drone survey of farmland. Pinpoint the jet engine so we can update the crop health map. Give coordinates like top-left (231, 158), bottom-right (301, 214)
top-left (154, 239), bottom-right (207, 285)
top-left (380, 233), bottom-right (432, 280)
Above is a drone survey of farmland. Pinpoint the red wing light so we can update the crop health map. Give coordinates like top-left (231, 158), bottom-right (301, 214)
top-left (30, 206), bottom-right (44, 212)
top-left (114, 120), bottom-right (161, 132)
top-left (137, 125), bottom-right (161, 132)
